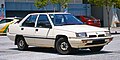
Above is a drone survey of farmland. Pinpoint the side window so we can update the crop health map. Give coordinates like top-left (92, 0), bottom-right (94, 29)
top-left (36, 15), bottom-right (51, 28)
top-left (22, 15), bottom-right (37, 27)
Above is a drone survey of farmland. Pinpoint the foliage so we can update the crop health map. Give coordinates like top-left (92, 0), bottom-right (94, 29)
top-left (115, 0), bottom-right (120, 8)
top-left (50, 0), bottom-right (58, 4)
top-left (34, 0), bottom-right (71, 9)
top-left (50, 0), bottom-right (71, 8)
top-left (88, 0), bottom-right (120, 8)
top-left (57, 0), bottom-right (70, 8)
top-left (34, 0), bottom-right (48, 9)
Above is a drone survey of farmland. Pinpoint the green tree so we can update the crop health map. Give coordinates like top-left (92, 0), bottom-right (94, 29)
top-left (88, 0), bottom-right (120, 33)
top-left (51, 0), bottom-right (70, 11)
top-left (34, 0), bottom-right (48, 10)
top-left (34, 0), bottom-right (71, 12)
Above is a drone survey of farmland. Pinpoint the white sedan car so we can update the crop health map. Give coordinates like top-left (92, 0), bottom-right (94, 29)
top-left (7, 12), bottom-right (113, 54)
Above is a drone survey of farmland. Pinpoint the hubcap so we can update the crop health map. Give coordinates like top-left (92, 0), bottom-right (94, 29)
top-left (60, 42), bottom-right (68, 51)
top-left (19, 40), bottom-right (24, 47)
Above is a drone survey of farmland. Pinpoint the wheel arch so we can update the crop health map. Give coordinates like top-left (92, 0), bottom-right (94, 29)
top-left (54, 35), bottom-right (73, 54)
top-left (54, 35), bottom-right (70, 47)
top-left (15, 35), bottom-right (24, 45)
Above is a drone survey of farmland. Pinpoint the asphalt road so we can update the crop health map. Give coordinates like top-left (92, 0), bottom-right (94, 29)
top-left (0, 35), bottom-right (120, 60)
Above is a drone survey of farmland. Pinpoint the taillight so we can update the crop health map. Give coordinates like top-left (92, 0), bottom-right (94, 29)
top-left (88, 20), bottom-right (92, 21)
top-left (88, 20), bottom-right (93, 23)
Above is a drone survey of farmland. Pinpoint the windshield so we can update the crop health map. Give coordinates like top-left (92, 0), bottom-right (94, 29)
top-left (49, 14), bottom-right (83, 26)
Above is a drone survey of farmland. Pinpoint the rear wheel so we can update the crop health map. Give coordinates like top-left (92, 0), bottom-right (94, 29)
top-left (16, 37), bottom-right (28, 50)
top-left (55, 37), bottom-right (72, 55)
top-left (89, 46), bottom-right (104, 52)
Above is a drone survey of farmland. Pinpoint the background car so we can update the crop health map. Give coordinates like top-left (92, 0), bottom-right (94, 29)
top-left (78, 16), bottom-right (101, 27)
top-left (0, 17), bottom-right (22, 34)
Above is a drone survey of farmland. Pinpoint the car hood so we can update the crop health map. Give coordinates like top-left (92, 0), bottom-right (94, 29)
top-left (54, 25), bottom-right (108, 33)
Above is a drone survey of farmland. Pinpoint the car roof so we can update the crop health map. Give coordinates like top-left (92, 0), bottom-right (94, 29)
top-left (29, 12), bottom-right (70, 15)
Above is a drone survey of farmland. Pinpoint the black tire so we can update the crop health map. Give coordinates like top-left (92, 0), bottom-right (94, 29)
top-left (55, 37), bottom-right (72, 55)
top-left (89, 46), bottom-right (104, 52)
top-left (16, 37), bottom-right (28, 50)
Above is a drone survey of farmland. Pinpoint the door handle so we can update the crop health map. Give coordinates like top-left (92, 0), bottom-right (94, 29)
top-left (35, 29), bottom-right (38, 31)
top-left (21, 28), bottom-right (24, 30)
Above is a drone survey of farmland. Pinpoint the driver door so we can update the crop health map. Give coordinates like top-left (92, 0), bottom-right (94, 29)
top-left (34, 14), bottom-right (54, 47)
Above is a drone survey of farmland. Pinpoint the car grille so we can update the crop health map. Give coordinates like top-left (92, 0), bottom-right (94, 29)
top-left (88, 34), bottom-right (105, 38)
top-left (89, 35), bottom-right (97, 38)
top-left (98, 34), bottom-right (105, 37)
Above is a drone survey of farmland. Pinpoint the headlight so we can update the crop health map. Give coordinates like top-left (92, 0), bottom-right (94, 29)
top-left (105, 31), bottom-right (111, 36)
top-left (76, 32), bottom-right (87, 38)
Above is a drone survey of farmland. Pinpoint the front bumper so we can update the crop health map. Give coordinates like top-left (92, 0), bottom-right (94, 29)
top-left (68, 37), bottom-right (113, 48)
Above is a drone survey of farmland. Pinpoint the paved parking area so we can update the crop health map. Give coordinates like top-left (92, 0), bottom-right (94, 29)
top-left (0, 35), bottom-right (120, 60)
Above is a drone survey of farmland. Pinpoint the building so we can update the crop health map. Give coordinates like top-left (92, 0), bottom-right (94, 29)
top-left (4, 0), bottom-right (90, 17)
top-left (0, 0), bottom-right (116, 27)
top-left (0, 0), bottom-right (5, 19)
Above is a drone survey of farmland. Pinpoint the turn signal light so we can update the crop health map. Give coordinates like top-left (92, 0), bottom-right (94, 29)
top-left (108, 38), bottom-right (113, 42)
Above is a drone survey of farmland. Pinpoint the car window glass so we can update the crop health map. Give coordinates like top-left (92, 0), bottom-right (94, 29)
top-left (50, 14), bottom-right (83, 26)
top-left (22, 15), bottom-right (37, 27)
top-left (0, 19), bottom-right (13, 24)
top-left (36, 15), bottom-right (51, 28)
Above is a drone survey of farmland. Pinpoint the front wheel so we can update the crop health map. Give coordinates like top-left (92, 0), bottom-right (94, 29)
top-left (89, 46), bottom-right (104, 52)
top-left (16, 37), bottom-right (28, 50)
top-left (55, 37), bottom-right (72, 55)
